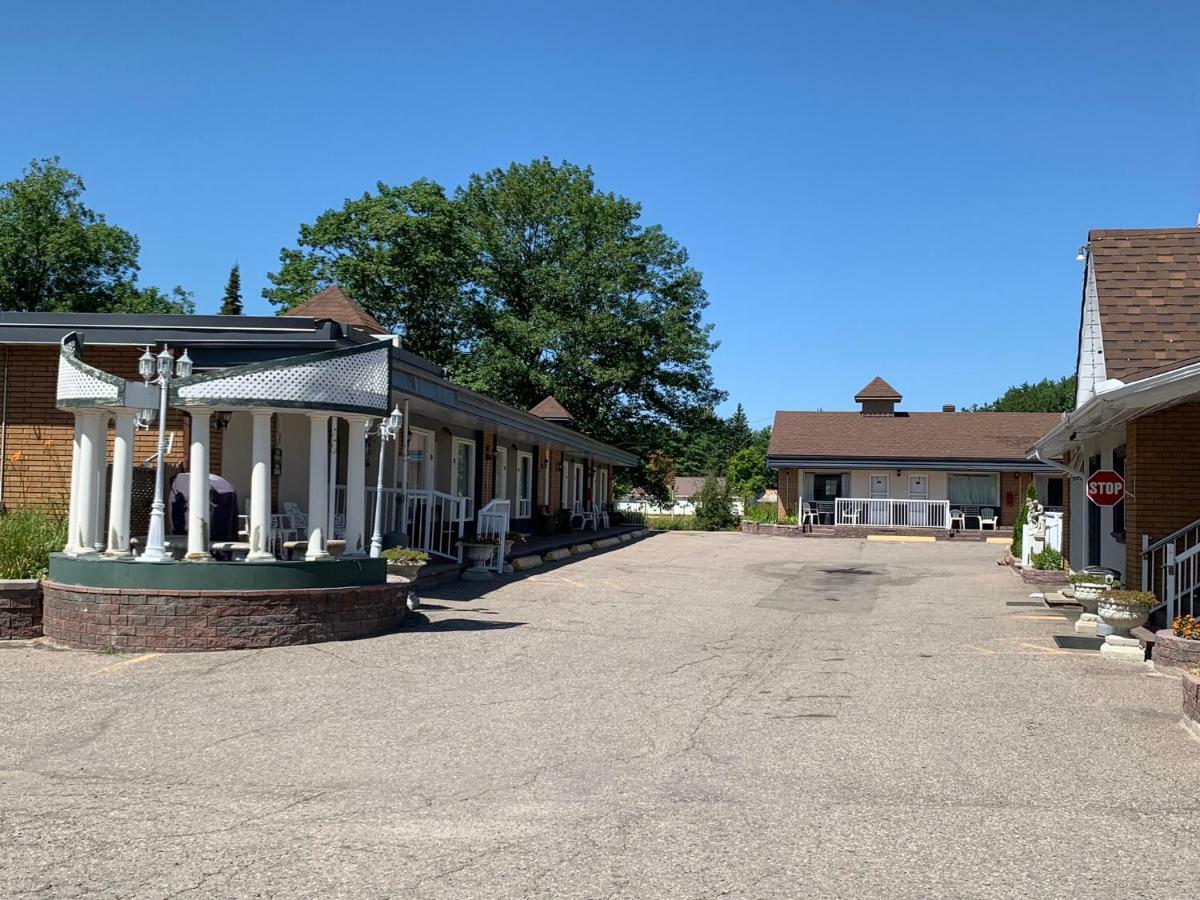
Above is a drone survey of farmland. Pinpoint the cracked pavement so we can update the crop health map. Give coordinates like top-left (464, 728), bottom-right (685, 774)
top-left (2, 532), bottom-right (1199, 898)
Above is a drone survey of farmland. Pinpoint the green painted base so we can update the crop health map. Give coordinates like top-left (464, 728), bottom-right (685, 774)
top-left (48, 553), bottom-right (386, 591)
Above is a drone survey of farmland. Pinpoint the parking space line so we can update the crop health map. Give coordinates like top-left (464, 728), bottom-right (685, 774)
top-left (88, 652), bottom-right (161, 675)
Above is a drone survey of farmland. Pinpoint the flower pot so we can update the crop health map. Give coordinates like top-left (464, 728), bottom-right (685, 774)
top-left (1097, 598), bottom-right (1150, 638)
top-left (1072, 582), bottom-right (1106, 614)
top-left (463, 542), bottom-right (494, 566)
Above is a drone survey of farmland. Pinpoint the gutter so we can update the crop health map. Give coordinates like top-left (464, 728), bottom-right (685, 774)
top-left (1030, 446), bottom-right (1084, 480)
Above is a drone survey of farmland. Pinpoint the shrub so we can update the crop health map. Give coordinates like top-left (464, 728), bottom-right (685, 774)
top-left (1173, 615), bottom-right (1200, 641)
top-left (1011, 482), bottom-right (1037, 559)
top-left (1070, 572), bottom-right (1115, 586)
top-left (694, 474), bottom-right (739, 531)
top-left (611, 509), bottom-right (645, 526)
top-left (1032, 546), bottom-right (1063, 571)
top-left (1099, 590), bottom-right (1157, 608)
top-left (741, 501), bottom-right (778, 525)
top-left (646, 515), bottom-right (707, 531)
top-left (381, 547), bottom-right (429, 564)
top-left (0, 509), bottom-right (67, 579)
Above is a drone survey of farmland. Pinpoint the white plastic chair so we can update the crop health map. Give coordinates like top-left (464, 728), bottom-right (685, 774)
top-left (801, 502), bottom-right (821, 527)
top-left (979, 508), bottom-right (998, 530)
top-left (950, 508), bottom-right (966, 529)
top-left (839, 505), bottom-right (860, 525)
top-left (595, 503), bottom-right (610, 529)
top-left (284, 502), bottom-right (308, 534)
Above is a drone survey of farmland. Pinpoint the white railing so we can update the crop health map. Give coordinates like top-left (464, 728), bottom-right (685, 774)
top-left (833, 498), bottom-right (951, 529)
top-left (476, 499), bottom-right (511, 573)
top-left (335, 486), bottom-right (467, 562)
top-left (1143, 517), bottom-right (1200, 622)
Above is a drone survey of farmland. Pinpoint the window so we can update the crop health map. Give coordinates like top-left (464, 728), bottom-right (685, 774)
top-left (494, 446), bottom-right (508, 501)
top-left (948, 474), bottom-right (1000, 508)
top-left (516, 451), bottom-right (533, 518)
top-left (452, 437), bottom-right (476, 518)
top-left (1113, 445), bottom-right (1126, 538)
top-left (595, 466), bottom-right (608, 508)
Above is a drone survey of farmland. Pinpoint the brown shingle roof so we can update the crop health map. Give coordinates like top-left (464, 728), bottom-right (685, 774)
top-left (1089, 228), bottom-right (1200, 381)
top-left (854, 376), bottom-right (902, 401)
top-left (767, 411), bottom-right (1062, 462)
top-left (672, 476), bottom-right (724, 498)
top-left (283, 286), bottom-right (389, 335)
top-left (529, 396), bottom-right (575, 422)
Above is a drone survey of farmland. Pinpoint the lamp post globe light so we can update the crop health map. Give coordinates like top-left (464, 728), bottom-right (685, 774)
top-left (138, 345), bottom-right (192, 563)
top-left (369, 405), bottom-right (403, 559)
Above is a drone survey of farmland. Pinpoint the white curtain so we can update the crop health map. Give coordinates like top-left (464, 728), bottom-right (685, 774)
top-left (948, 474), bottom-right (999, 506)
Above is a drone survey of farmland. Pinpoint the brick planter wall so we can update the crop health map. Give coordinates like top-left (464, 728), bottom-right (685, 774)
top-left (42, 581), bottom-right (405, 652)
top-left (0, 579), bottom-right (43, 639)
top-left (1020, 568), bottom-right (1069, 586)
top-left (1154, 630), bottom-right (1200, 675)
top-left (1182, 671), bottom-right (1200, 740)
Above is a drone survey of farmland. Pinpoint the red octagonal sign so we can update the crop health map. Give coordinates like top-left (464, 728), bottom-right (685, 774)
top-left (1086, 469), bottom-right (1125, 507)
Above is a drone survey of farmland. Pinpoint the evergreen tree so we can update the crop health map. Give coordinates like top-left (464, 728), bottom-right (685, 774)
top-left (220, 263), bottom-right (243, 315)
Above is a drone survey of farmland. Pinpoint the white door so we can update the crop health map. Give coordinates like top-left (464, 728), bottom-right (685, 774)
top-left (406, 429), bottom-right (434, 491)
top-left (452, 438), bottom-right (475, 518)
top-left (573, 462), bottom-right (584, 510)
top-left (494, 447), bottom-right (508, 501)
top-left (869, 474), bottom-right (889, 525)
top-left (908, 475), bottom-right (928, 526)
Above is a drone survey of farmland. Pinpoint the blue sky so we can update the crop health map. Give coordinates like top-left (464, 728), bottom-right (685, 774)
top-left (3, 1), bottom-right (1198, 427)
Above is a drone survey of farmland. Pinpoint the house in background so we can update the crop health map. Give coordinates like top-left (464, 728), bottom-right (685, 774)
top-left (617, 476), bottom-right (745, 516)
top-left (768, 378), bottom-right (1062, 533)
top-left (1031, 227), bottom-right (1200, 618)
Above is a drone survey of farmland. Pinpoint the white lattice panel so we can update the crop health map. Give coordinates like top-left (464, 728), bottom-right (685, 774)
top-left (177, 346), bottom-right (389, 411)
top-left (57, 356), bottom-right (120, 404)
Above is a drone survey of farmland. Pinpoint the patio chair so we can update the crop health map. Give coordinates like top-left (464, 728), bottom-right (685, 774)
top-left (801, 502), bottom-right (821, 528)
top-left (839, 505), bottom-right (860, 525)
top-left (950, 508), bottom-right (966, 530)
top-left (594, 503), bottom-right (610, 530)
top-left (572, 500), bottom-right (595, 531)
top-left (284, 502), bottom-right (308, 534)
top-left (979, 508), bottom-right (999, 530)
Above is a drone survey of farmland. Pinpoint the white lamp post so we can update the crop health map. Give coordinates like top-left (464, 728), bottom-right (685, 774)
top-left (369, 405), bottom-right (403, 559)
top-left (137, 345), bottom-right (192, 563)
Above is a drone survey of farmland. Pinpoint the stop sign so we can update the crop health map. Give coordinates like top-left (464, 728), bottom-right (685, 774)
top-left (1086, 469), bottom-right (1125, 507)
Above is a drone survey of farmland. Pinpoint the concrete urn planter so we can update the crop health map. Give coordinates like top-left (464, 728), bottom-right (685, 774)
top-left (1097, 598), bottom-right (1150, 637)
top-left (461, 541), bottom-right (497, 581)
top-left (1072, 582), bottom-right (1107, 614)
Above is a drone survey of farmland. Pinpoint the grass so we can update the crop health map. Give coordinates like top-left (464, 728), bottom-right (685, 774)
top-left (0, 508), bottom-right (67, 579)
top-left (646, 514), bottom-right (739, 532)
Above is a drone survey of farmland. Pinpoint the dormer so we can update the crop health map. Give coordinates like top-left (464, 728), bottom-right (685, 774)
top-left (854, 377), bottom-right (902, 416)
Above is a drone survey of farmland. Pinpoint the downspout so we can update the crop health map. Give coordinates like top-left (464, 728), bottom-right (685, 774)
top-left (0, 345), bottom-right (8, 511)
top-left (1031, 447), bottom-right (1083, 480)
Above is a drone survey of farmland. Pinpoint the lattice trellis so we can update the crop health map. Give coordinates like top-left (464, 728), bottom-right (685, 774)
top-left (56, 334), bottom-right (124, 407)
top-left (173, 341), bottom-right (391, 415)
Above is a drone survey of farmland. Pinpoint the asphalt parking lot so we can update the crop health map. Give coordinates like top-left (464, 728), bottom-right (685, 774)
top-left (3, 532), bottom-right (1199, 898)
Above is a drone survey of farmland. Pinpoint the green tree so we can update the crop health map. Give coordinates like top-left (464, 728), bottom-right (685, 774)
top-left (266, 160), bottom-right (724, 460)
top-left (264, 179), bottom-right (474, 368)
top-left (970, 376), bottom-right (1076, 413)
top-left (694, 473), bottom-right (739, 531)
top-left (726, 445), bottom-right (770, 500)
top-left (641, 451), bottom-right (676, 507)
top-left (0, 157), bottom-right (191, 314)
top-left (220, 262), bottom-right (243, 315)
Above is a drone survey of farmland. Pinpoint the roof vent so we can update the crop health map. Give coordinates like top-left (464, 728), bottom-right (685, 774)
top-left (942, 404), bottom-right (956, 413)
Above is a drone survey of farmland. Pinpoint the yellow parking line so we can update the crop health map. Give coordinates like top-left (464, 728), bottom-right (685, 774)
top-left (88, 652), bottom-right (160, 675)
top-left (1019, 642), bottom-right (1066, 655)
top-left (1010, 614), bottom-right (1072, 621)
top-left (866, 535), bottom-right (935, 543)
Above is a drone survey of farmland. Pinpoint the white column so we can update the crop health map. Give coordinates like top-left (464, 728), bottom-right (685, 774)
top-left (326, 416), bottom-right (339, 539)
top-left (248, 411), bottom-right (274, 561)
top-left (105, 413), bottom-right (136, 557)
top-left (92, 415), bottom-right (109, 550)
top-left (343, 415), bottom-right (368, 557)
top-left (306, 413), bottom-right (330, 560)
top-left (186, 409), bottom-right (212, 560)
top-left (65, 413), bottom-right (84, 553)
top-left (69, 411), bottom-right (102, 556)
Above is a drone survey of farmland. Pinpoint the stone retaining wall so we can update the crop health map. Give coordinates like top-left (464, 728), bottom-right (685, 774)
top-left (1154, 630), bottom-right (1200, 675)
top-left (1020, 568), bottom-right (1070, 586)
top-left (0, 579), bottom-right (42, 640)
top-left (1182, 670), bottom-right (1200, 740)
top-left (43, 581), bottom-right (405, 652)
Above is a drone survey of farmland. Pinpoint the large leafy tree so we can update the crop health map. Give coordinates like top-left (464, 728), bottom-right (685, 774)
top-left (267, 160), bottom-right (724, 455)
top-left (264, 180), bottom-right (472, 368)
top-left (0, 158), bottom-right (192, 313)
top-left (970, 376), bottom-right (1076, 413)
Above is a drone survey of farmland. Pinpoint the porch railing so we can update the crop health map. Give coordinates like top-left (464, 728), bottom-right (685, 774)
top-left (832, 498), bottom-right (951, 529)
top-left (476, 499), bottom-right (510, 573)
top-left (1142, 516), bottom-right (1200, 622)
top-left (335, 486), bottom-right (467, 563)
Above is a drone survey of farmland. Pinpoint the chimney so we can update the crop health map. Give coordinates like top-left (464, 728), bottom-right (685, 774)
top-left (942, 404), bottom-right (956, 413)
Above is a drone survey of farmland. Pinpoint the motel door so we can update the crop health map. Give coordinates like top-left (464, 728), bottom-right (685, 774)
top-left (908, 475), bottom-right (928, 526)
top-left (869, 474), bottom-right (888, 525)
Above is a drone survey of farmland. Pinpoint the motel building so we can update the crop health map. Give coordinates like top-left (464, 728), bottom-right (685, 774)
top-left (1031, 227), bottom-right (1200, 628)
top-left (766, 378), bottom-right (1063, 538)
top-left (0, 288), bottom-right (635, 651)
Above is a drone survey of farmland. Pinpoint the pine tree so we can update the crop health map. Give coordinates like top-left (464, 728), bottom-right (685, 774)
top-left (219, 263), bottom-right (243, 315)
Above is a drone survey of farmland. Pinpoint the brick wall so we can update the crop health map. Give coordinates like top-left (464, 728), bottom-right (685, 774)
top-left (43, 580), bottom-right (405, 652)
top-left (0, 580), bottom-right (42, 639)
top-left (776, 469), bottom-right (798, 521)
top-left (0, 344), bottom-right (187, 513)
top-left (1125, 402), bottom-right (1200, 589)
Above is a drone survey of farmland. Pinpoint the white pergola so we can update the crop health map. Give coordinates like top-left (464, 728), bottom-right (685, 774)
top-left (56, 334), bottom-right (392, 563)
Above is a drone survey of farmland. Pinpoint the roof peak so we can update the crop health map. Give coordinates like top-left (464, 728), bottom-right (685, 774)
top-left (854, 376), bottom-right (902, 402)
top-left (529, 395), bottom-right (576, 423)
top-left (282, 285), bottom-right (389, 335)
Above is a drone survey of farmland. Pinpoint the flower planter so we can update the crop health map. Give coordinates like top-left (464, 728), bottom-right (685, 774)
top-left (1153, 630), bottom-right (1200, 675)
top-left (1097, 598), bottom-right (1149, 637)
top-left (461, 541), bottom-right (497, 581)
top-left (1072, 582), bottom-right (1107, 614)
top-left (0, 578), bottom-right (42, 640)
